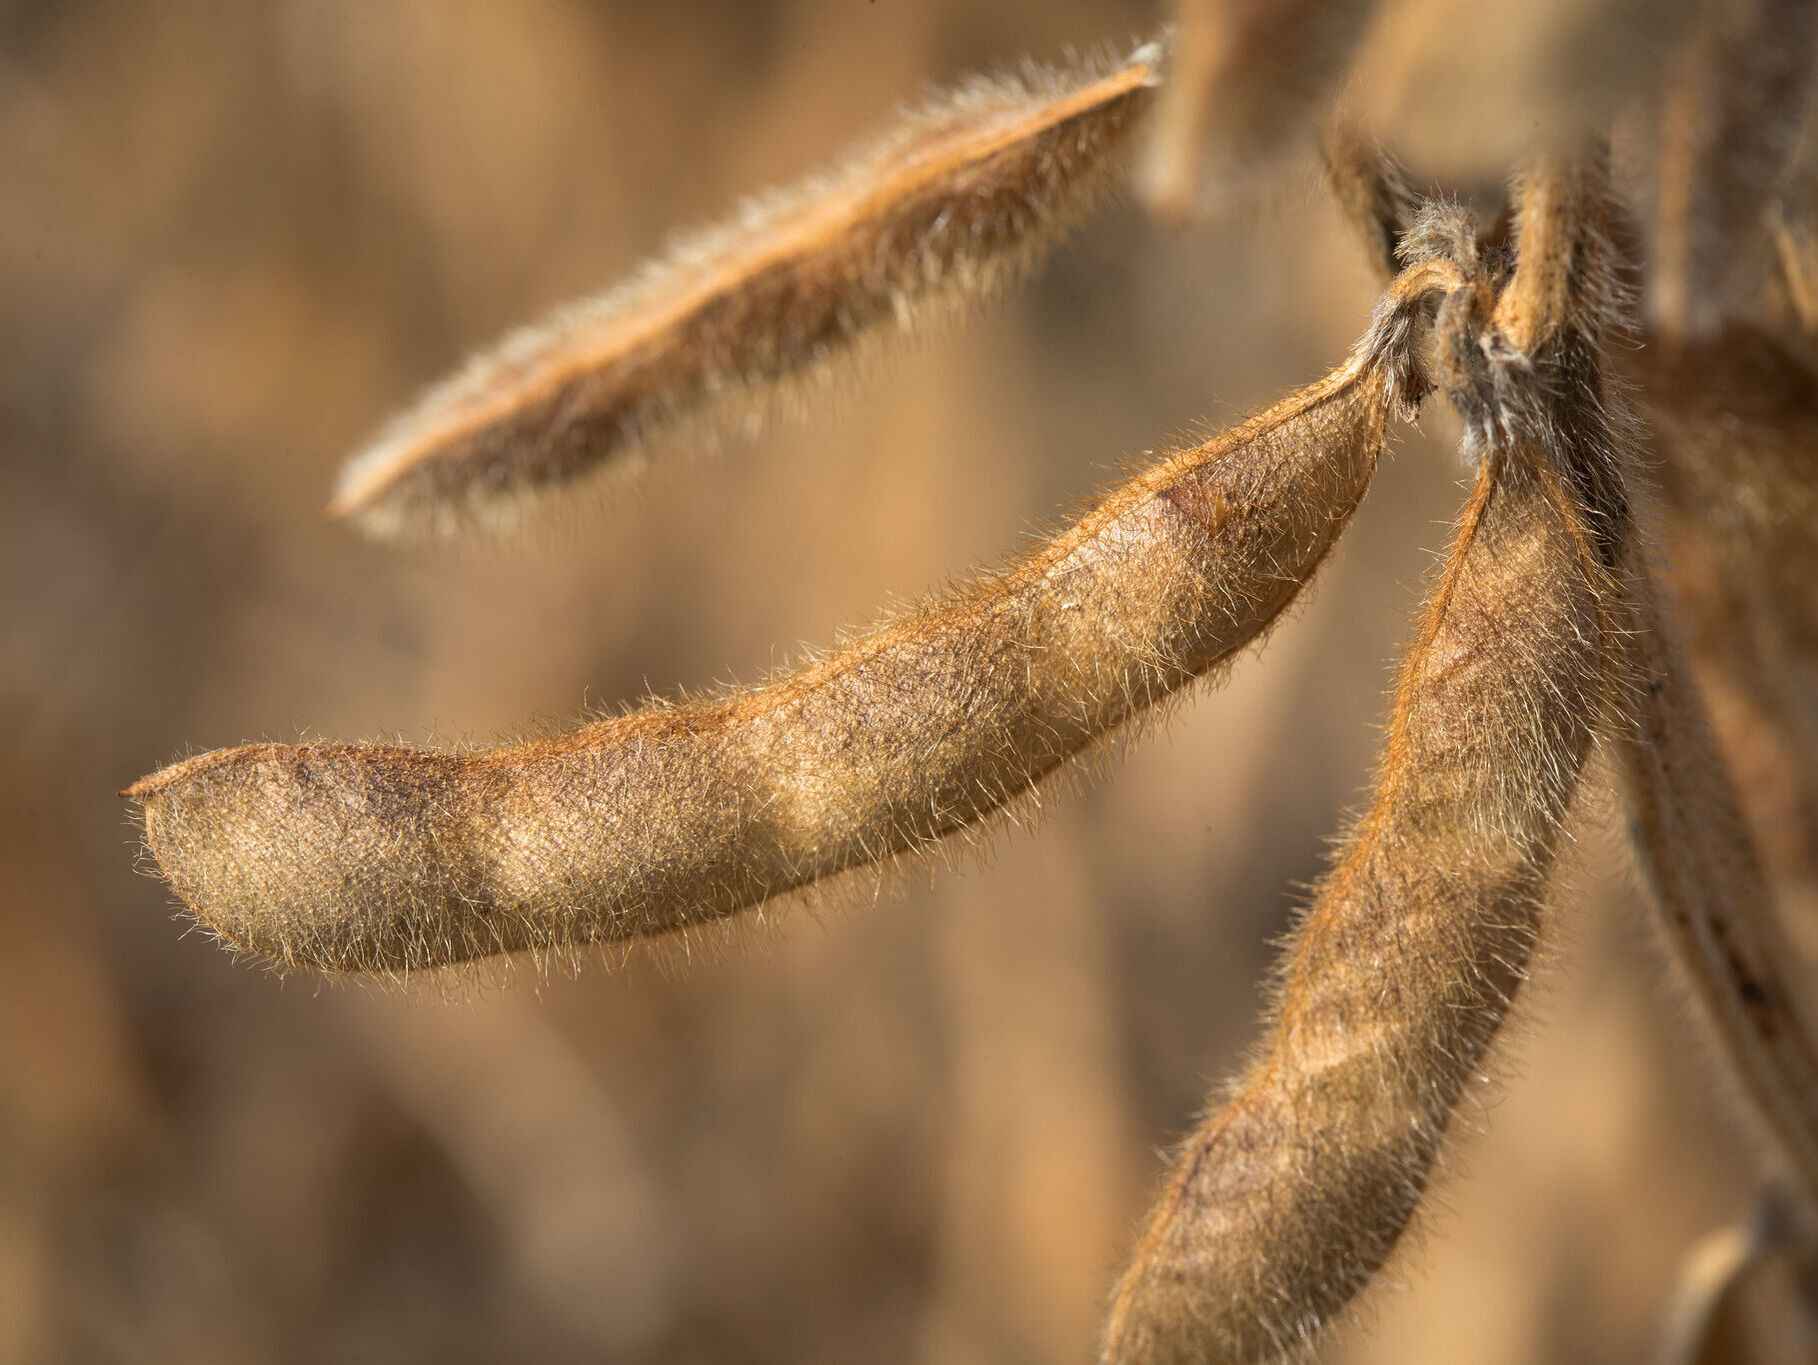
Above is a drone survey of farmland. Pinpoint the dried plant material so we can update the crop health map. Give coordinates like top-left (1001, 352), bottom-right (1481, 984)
top-left (1655, 1186), bottom-right (1818, 1365)
top-left (124, 273), bottom-right (1480, 975)
top-left (1624, 325), bottom-right (1818, 956)
top-left (1137, 0), bottom-right (1381, 221)
top-left (1349, 0), bottom-right (1695, 185)
top-left (1628, 22), bottom-right (1818, 993)
top-left (1101, 378), bottom-right (1605, 1365)
top-left (1505, 145), bottom-right (1818, 1204)
top-left (108, 7), bottom-right (1818, 1357)
top-left (1103, 163), bottom-right (1622, 1363)
top-left (1653, 0), bottom-right (1818, 342)
top-left (1487, 151), bottom-right (1619, 360)
top-left (328, 46), bottom-right (1159, 540)
top-left (1504, 129), bottom-right (1818, 1260)
top-left (1321, 120), bottom-right (1418, 283)
top-left (1608, 563), bottom-right (1818, 1198)
top-left (1768, 202), bottom-right (1818, 334)
top-left (1657, 1218), bottom-right (1759, 1365)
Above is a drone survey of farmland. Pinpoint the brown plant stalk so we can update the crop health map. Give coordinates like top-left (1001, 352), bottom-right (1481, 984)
top-left (1320, 120), bottom-right (1419, 285)
top-left (1138, 0), bottom-right (1381, 220)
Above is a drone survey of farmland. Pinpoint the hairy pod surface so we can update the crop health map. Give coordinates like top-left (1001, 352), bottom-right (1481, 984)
top-left (330, 46), bottom-right (1157, 539)
top-left (1101, 403), bottom-right (1610, 1365)
top-left (127, 301), bottom-right (1443, 974)
top-left (1103, 158), bottom-right (1625, 1364)
top-left (1625, 327), bottom-right (1818, 956)
top-left (1610, 555), bottom-right (1818, 1199)
top-left (1611, 151), bottom-right (1818, 1198)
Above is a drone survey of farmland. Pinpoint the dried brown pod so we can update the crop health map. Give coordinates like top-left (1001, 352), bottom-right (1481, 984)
top-left (1599, 125), bottom-right (1818, 1206)
top-left (125, 270), bottom-right (1468, 976)
top-left (1657, 517), bottom-right (1818, 934)
top-left (1624, 322), bottom-right (1818, 989)
top-left (1488, 147), bottom-right (1818, 1207)
top-left (105, 8), bottom-right (1818, 1357)
top-left (1103, 448), bottom-right (1608, 1363)
top-left (1623, 3), bottom-right (1818, 1138)
top-left (1090, 147), bottom-right (1665, 1359)
top-left (1608, 559), bottom-right (1818, 1198)
top-left (1102, 161), bottom-right (1623, 1364)
top-left (329, 45), bottom-right (1159, 540)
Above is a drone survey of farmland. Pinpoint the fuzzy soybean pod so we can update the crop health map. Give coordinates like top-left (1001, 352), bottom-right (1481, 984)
top-left (1624, 328), bottom-right (1818, 1090)
top-left (126, 271), bottom-right (1454, 976)
top-left (1101, 331), bottom-right (1611, 1359)
top-left (1526, 147), bottom-right (1818, 1197)
top-left (1610, 561), bottom-right (1818, 1199)
top-left (330, 46), bottom-right (1158, 540)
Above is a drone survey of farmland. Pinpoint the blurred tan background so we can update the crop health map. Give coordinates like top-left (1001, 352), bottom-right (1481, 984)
top-left (0, 2), bottom-right (1765, 1361)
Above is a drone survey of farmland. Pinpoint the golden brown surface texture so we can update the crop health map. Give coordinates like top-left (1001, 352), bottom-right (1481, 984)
top-left (7, 4), bottom-right (1802, 1363)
